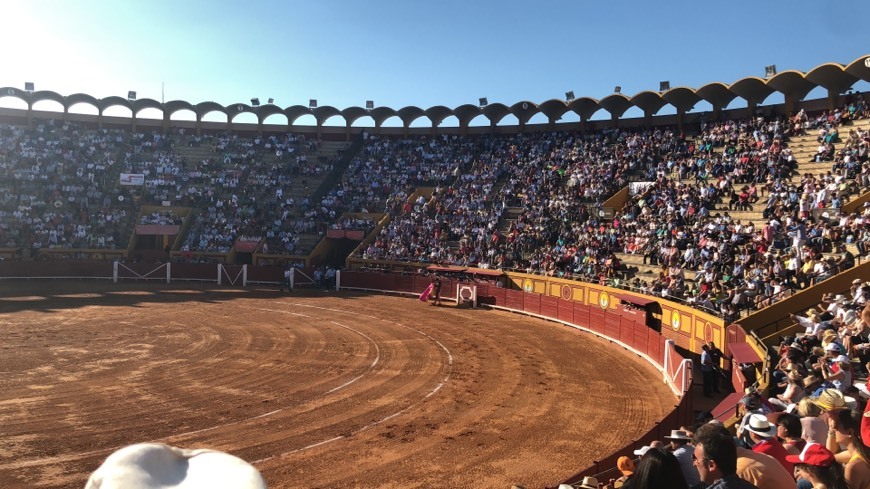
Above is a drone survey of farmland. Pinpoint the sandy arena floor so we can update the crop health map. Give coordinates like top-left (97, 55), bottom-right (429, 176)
top-left (0, 281), bottom-right (674, 488)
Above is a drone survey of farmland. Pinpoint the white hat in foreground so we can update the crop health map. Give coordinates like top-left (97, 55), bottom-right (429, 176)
top-left (85, 443), bottom-right (267, 489)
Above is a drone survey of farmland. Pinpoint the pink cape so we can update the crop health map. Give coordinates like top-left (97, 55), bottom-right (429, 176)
top-left (419, 283), bottom-right (435, 302)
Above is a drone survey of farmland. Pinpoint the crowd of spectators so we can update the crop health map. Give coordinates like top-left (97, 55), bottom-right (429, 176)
top-left (359, 127), bottom-right (680, 266)
top-left (349, 103), bottom-right (870, 322)
top-left (566, 292), bottom-right (870, 489)
top-left (610, 111), bottom-right (870, 319)
top-left (138, 210), bottom-right (183, 225)
top-left (0, 119), bottom-right (338, 256)
top-left (329, 217), bottom-right (375, 233)
top-left (0, 120), bottom-right (139, 251)
top-left (2, 97), bottom-right (868, 294)
top-left (178, 131), bottom-right (331, 254)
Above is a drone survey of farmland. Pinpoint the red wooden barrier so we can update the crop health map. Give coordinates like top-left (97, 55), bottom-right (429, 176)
top-left (557, 298), bottom-right (574, 324)
top-left (539, 296), bottom-right (559, 318)
top-left (504, 289), bottom-right (525, 310)
top-left (523, 292), bottom-right (541, 315)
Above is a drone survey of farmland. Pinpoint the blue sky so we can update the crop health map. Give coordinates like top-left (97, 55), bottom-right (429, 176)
top-left (1, 0), bottom-right (868, 126)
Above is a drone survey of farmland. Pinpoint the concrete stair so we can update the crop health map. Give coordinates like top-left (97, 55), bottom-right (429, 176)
top-left (615, 251), bottom-right (698, 283)
top-left (498, 207), bottom-right (524, 234)
top-left (614, 252), bottom-right (661, 282)
top-left (318, 140), bottom-right (347, 159)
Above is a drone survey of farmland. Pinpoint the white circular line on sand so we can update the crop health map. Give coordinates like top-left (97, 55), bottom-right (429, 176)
top-left (0, 300), bottom-right (452, 470)
top-left (250, 302), bottom-right (454, 464)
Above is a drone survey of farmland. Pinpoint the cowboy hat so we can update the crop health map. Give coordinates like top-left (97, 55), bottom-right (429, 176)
top-left (663, 429), bottom-right (693, 441)
top-left (813, 388), bottom-right (847, 411)
top-left (745, 413), bottom-right (776, 438)
top-left (577, 476), bottom-right (599, 489)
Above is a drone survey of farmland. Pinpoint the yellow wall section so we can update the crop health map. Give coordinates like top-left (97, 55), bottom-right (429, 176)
top-left (505, 272), bottom-right (724, 353)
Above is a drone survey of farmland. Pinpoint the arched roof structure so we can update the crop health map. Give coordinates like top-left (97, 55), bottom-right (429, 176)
top-left (1, 55), bottom-right (868, 130)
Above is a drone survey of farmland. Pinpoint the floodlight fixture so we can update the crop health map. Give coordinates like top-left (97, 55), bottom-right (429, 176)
top-left (127, 91), bottom-right (137, 101)
top-left (479, 97), bottom-right (488, 107)
top-left (565, 91), bottom-right (575, 101)
top-left (309, 99), bottom-right (317, 109)
top-left (613, 86), bottom-right (621, 94)
top-left (24, 82), bottom-right (34, 92)
top-left (366, 100), bottom-right (374, 110)
top-left (267, 98), bottom-right (274, 104)
top-left (251, 98), bottom-right (260, 107)
top-left (764, 65), bottom-right (777, 78)
top-left (659, 81), bottom-right (670, 91)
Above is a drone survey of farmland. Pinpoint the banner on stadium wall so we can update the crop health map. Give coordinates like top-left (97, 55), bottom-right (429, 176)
top-left (119, 173), bottom-right (145, 186)
top-left (629, 181), bottom-right (654, 196)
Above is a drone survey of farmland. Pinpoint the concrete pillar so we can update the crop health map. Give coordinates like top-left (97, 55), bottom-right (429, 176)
top-left (784, 94), bottom-right (797, 118)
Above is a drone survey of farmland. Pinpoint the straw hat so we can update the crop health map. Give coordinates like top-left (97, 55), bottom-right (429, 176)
top-left (813, 388), bottom-right (847, 411)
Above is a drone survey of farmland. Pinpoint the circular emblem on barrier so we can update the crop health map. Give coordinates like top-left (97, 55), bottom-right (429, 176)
top-left (561, 284), bottom-right (572, 300)
top-left (599, 291), bottom-right (609, 309)
top-left (671, 310), bottom-right (681, 331)
top-left (7, 88), bottom-right (14, 95)
top-left (237, 105), bottom-right (244, 112)
top-left (704, 322), bottom-right (714, 343)
top-left (522, 102), bottom-right (529, 110)
top-left (523, 279), bottom-right (534, 293)
top-left (459, 286), bottom-right (474, 301)
top-left (865, 57), bottom-right (870, 69)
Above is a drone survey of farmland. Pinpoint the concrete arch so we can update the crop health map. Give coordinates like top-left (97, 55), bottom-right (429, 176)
top-left (31, 98), bottom-right (65, 112)
top-left (313, 106), bottom-right (342, 126)
top-left (99, 96), bottom-right (133, 114)
top-left (767, 71), bottom-right (817, 102)
top-left (227, 103), bottom-right (257, 123)
top-left (132, 99), bottom-right (163, 118)
top-left (350, 113), bottom-right (376, 128)
top-left (662, 87), bottom-right (701, 113)
top-left (165, 101), bottom-right (196, 119)
top-left (728, 77), bottom-right (774, 107)
top-left (598, 94), bottom-right (632, 120)
top-left (844, 55), bottom-right (870, 82)
top-left (196, 102), bottom-right (228, 122)
top-left (32, 90), bottom-right (65, 107)
top-left (537, 99), bottom-right (570, 123)
top-left (630, 91), bottom-right (667, 116)
top-left (425, 105), bottom-right (452, 127)
top-left (453, 104), bottom-right (482, 128)
top-left (695, 82), bottom-right (737, 111)
top-left (481, 103), bottom-right (510, 126)
top-left (368, 106), bottom-right (398, 127)
top-left (341, 106), bottom-right (369, 126)
top-left (397, 106), bottom-right (426, 128)
top-left (66, 93), bottom-right (100, 114)
top-left (3, 54), bottom-right (869, 132)
top-left (805, 63), bottom-right (858, 94)
top-left (285, 105), bottom-right (313, 125)
top-left (262, 112), bottom-right (289, 126)
top-left (567, 97), bottom-right (600, 121)
top-left (0, 87), bottom-right (30, 109)
top-left (255, 104), bottom-right (285, 124)
top-left (510, 100), bottom-right (538, 125)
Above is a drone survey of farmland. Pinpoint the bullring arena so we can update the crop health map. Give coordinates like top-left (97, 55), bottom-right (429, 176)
top-left (0, 279), bottom-right (675, 489)
top-left (1, 53), bottom-right (868, 489)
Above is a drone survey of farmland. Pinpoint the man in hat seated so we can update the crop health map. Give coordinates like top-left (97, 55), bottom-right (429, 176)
top-left (664, 429), bottom-right (700, 487)
top-left (743, 414), bottom-right (793, 473)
